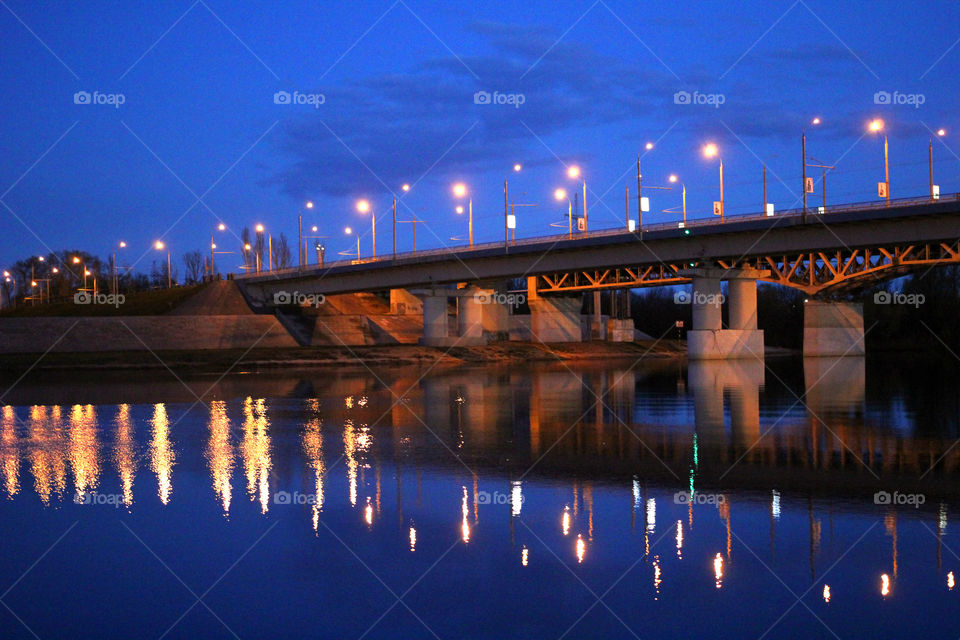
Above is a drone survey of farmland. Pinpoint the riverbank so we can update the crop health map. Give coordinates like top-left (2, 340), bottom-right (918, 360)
top-left (0, 339), bottom-right (693, 374)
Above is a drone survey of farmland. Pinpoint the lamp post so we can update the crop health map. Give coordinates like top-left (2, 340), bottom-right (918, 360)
top-left (930, 129), bottom-right (946, 200)
top-left (567, 165), bottom-right (587, 232)
top-left (669, 175), bottom-right (687, 226)
top-left (702, 144), bottom-right (724, 221)
top-left (555, 188), bottom-right (573, 238)
top-left (344, 227), bottom-right (360, 260)
top-left (356, 199), bottom-right (375, 257)
top-left (505, 163), bottom-right (522, 250)
top-left (869, 119), bottom-right (889, 206)
top-left (636, 142), bottom-right (654, 231)
top-left (452, 183), bottom-right (472, 247)
top-left (155, 241), bottom-right (171, 288)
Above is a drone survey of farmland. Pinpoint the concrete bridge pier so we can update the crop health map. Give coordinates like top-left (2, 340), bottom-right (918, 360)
top-left (527, 278), bottom-right (583, 343)
top-left (416, 289), bottom-right (452, 346)
top-left (803, 301), bottom-right (865, 357)
top-left (455, 287), bottom-right (488, 346)
top-left (685, 268), bottom-right (768, 360)
top-left (607, 290), bottom-right (634, 342)
top-left (470, 283), bottom-right (511, 341)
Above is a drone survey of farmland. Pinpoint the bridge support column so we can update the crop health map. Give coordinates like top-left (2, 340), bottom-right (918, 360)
top-left (455, 288), bottom-right (488, 346)
top-left (527, 278), bottom-right (582, 342)
top-left (803, 301), bottom-right (865, 357)
top-left (684, 268), bottom-right (768, 360)
top-left (417, 290), bottom-right (451, 346)
top-left (473, 284), bottom-right (511, 341)
top-left (606, 290), bottom-right (633, 342)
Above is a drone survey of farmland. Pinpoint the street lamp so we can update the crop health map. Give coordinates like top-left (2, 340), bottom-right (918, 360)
top-left (555, 188), bottom-right (573, 238)
top-left (930, 129), bottom-right (946, 200)
top-left (567, 165), bottom-right (587, 231)
top-left (669, 174), bottom-right (688, 226)
top-left (356, 199), bottom-right (375, 257)
top-left (868, 119), bottom-right (889, 206)
top-left (505, 163), bottom-right (524, 249)
top-left (452, 183), bottom-right (473, 247)
top-left (345, 226), bottom-right (360, 260)
top-left (702, 144), bottom-right (724, 221)
top-left (155, 241), bottom-right (171, 288)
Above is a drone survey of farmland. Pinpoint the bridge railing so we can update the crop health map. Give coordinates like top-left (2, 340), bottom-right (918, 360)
top-left (237, 192), bottom-right (959, 281)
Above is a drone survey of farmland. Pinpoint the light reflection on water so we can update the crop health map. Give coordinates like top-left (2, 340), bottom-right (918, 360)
top-left (0, 356), bottom-right (958, 638)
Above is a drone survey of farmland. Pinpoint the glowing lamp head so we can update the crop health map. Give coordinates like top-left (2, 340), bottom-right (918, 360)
top-left (31, 281), bottom-right (37, 287)
top-left (703, 143), bottom-right (719, 158)
top-left (669, 174), bottom-right (678, 183)
top-left (305, 201), bottom-right (314, 209)
top-left (356, 199), bottom-right (371, 214)
top-left (452, 183), bottom-right (467, 198)
top-left (119, 241), bottom-right (126, 248)
top-left (812, 117), bottom-right (821, 125)
top-left (244, 243), bottom-right (251, 251)
top-left (255, 224), bottom-right (264, 233)
top-left (869, 119), bottom-right (884, 133)
top-left (2, 271), bottom-right (8, 277)
top-left (455, 206), bottom-right (464, 214)
top-left (84, 270), bottom-right (90, 276)
top-left (938, 128), bottom-right (946, 137)
top-left (37, 256), bottom-right (44, 262)
top-left (51, 267), bottom-right (58, 273)
top-left (401, 183), bottom-right (410, 192)
top-left (645, 142), bottom-right (654, 150)
top-left (155, 241), bottom-right (165, 250)
top-left (567, 165), bottom-right (581, 179)
top-left (513, 163), bottom-right (522, 172)
top-left (344, 227), bottom-right (353, 235)
top-left (73, 257), bottom-right (80, 264)
top-left (312, 225), bottom-right (318, 232)
top-left (218, 223), bottom-right (226, 231)
top-left (554, 188), bottom-right (567, 201)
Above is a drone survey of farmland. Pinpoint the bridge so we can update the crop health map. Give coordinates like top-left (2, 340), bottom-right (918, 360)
top-left (236, 194), bottom-right (960, 359)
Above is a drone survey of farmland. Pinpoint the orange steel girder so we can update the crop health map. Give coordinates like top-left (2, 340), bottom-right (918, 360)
top-left (534, 241), bottom-right (960, 296)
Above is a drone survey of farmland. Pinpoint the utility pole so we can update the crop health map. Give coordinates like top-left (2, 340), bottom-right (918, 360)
top-left (801, 131), bottom-right (807, 222)
top-left (763, 165), bottom-right (767, 215)
top-left (636, 156), bottom-right (642, 230)
top-left (393, 197), bottom-right (398, 258)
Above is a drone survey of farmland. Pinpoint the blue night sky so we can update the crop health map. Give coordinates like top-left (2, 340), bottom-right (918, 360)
top-left (1, 0), bottom-right (958, 273)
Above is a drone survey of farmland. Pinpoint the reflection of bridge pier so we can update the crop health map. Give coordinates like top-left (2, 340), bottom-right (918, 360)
top-left (688, 360), bottom-right (765, 447)
top-left (803, 356), bottom-right (866, 417)
top-left (804, 301), bottom-right (866, 357)
top-left (684, 268), bottom-right (768, 360)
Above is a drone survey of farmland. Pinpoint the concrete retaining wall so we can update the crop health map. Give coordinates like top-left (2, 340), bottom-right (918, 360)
top-left (0, 315), bottom-right (298, 353)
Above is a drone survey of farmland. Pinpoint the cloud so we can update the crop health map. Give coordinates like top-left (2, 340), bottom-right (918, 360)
top-left (269, 21), bottom-right (680, 199)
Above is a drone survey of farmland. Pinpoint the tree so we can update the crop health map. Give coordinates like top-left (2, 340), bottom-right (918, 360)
top-left (272, 233), bottom-right (292, 269)
top-left (182, 250), bottom-right (204, 284)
